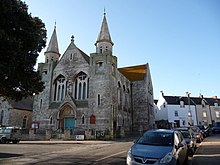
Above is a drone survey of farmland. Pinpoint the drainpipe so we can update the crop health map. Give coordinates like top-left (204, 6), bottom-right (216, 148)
top-left (130, 82), bottom-right (134, 132)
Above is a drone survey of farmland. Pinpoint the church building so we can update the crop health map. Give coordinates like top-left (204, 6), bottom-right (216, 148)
top-left (32, 13), bottom-right (154, 139)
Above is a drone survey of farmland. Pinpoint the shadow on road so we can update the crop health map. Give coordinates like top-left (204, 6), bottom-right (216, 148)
top-left (0, 153), bottom-right (23, 158)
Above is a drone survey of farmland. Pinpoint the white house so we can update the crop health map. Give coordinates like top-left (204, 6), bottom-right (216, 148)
top-left (155, 91), bottom-right (197, 128)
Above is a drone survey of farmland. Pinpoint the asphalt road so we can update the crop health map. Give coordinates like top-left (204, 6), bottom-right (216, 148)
top-left (0, 136), bottom-right (212, 165)
top-left (0, 140), bottom-right (132, 165)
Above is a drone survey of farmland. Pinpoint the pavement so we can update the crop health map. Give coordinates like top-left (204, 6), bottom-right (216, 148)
top-left (191, 133), bottom-right (220, 165)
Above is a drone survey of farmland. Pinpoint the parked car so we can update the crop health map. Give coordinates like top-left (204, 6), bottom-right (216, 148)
top-left (175, 127), bottom-right (197, 155)
top-left (197, 125), bottom-right (210, 137)
top-left (126, 129), bottom-right (188, 165)
top-left (212, 122), bottom-right (220, 134)
top-left (0, 126), bottom-right (22, 144)
top-left (188, 126), bottom-right (203, 143)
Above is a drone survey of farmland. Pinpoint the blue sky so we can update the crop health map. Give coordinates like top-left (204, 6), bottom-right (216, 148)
top-left (25, 0), bottom-right (220, 99)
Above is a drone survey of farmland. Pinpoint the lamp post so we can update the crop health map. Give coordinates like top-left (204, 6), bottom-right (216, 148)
top-left (186, 92), bottom-right (192, 126)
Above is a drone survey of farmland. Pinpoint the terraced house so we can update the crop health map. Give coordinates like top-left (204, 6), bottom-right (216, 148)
top-left (32, 13), bottom-right (154, 140)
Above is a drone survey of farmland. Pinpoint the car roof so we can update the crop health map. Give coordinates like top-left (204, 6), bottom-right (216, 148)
top-left (146, 129), bottom-right (175, 134)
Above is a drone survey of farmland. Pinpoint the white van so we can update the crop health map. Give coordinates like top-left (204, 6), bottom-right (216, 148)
top-left (0, 126), bottom-right (22, 144)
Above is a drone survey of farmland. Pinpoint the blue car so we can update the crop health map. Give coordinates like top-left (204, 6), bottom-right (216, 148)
top-left (127, 129), bottom-right (188, 165)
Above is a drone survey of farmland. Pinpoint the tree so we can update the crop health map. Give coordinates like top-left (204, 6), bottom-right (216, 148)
top-left (0, 0), bottom-right (46, 100)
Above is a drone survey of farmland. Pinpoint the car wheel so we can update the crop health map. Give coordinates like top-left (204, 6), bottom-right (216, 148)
top-left (13, 140), bottom-right (18, 144)
top-left (1, 138), bottom-right (7, 144)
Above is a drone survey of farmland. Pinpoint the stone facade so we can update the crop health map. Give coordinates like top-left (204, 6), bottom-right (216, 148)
top-left (32, 13), bottom-right (154, 139)
top-left (0, 97), bottom-right (33, 133)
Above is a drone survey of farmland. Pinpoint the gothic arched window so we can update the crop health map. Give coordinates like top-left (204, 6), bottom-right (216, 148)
top-left (74, 72), bottom-right (89, 100)
top-left (81, 115), bottom-right (85, 124)
top-left (54, 75), bottom-right (66, 101)
top-left (22, 116), bottom-right (27, 129)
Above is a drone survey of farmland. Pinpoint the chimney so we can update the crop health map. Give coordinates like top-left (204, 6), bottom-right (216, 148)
top-left (199, 93), bottom-right (204, 98)
top-left (160, 91), bottom-right (164, 97)
top-left (211, 96), bottom-right (217, 99)
top-left (185, 92), bottom-right (191, 97)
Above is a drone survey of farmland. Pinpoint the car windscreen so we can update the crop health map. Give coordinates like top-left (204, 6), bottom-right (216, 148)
top-left (180, 131), bottom-right (191, 138)
top-left (137, 132), bottom-right (174, 146)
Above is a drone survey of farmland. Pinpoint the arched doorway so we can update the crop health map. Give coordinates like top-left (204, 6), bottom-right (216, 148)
top-left (58, 104), bottom-right (76, 133)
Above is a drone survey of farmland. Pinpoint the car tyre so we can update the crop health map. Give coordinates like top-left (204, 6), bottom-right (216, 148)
top-left (1, 137), bottom-right (7, 144)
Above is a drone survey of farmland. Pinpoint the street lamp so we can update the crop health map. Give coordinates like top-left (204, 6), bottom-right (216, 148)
top-left (186, 92), bottom-right (192, 126)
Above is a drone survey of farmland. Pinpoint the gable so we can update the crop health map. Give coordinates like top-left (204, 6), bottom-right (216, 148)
top-left (54, 42), bottom-right (90, 71)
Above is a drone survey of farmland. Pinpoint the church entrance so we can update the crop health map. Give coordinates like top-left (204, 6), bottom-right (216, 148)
top-left (58, 104), bottom-right (75, 133)
top-left (64, 117), bottom-right (75, 130)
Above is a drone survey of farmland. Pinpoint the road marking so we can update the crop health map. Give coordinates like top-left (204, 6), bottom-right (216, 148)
top-left (94, 150), bottom-right (127, 162)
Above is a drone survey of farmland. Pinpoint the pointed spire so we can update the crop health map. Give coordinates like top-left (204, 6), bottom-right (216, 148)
top-left (96, 11), bottom-right (113, 46)
top-left (46, 23), bottom-right (59, 54)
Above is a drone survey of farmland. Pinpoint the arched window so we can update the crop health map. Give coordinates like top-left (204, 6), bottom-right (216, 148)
top-left (50, 116), bottom-right (53, 125)
top-left (98, 94), bottom-right (101, 106)
top-left (81, 115), bottom-right (85, 124)
top-left (54, 75), bottom-right (66, 101)
top-left (22, 116), bottom-right (27, 129)
top-left (74, 72), bottom-right (89, 100)
top-left (0, 110), bottom-right (3, 125)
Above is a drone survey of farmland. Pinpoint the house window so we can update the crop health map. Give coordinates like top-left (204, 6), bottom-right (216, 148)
top-left (203, 111), bottom-right (207, 118)
top-left (22, 116), bottom-right (28, 129)
top-left (180, 101), bottom-right (185, 108)
top-left (74, 72), bottom-right (89, 100)
top-left (175, 111), bottom-right (178, 117)
top-left (100, 46), bottom-right (102, 53)
top-left (216, 111), bottom-right (220, 118)
top-left (188, 111), bottom-right (192, 117)
top-left (182, 120), bottom-right (186, 126)
top-left (54, 75), bottom-right (66, 101)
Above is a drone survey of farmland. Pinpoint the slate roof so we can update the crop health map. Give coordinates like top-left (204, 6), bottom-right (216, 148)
top-left (118, 64), bottom-right (147, 81)
top-left (162, 95), bottom-right (220, 106)
top-left (8, 97), bottom-right (33, 111)
top-left (163, 96), bottom-right (195, 105)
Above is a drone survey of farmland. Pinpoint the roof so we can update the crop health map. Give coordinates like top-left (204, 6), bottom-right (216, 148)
top-left (46, 27), bottom-right (60, 55)
top-left (78, 48), bottom-right (90, 64)
top-left (96, 13), bottom-right (113, 45)
top-left (163, 96), bottom-right (196, 105)
top-left (8, 97), bottom-right (33, 111)
top-left (162, 95), bottom-right (220, 106)
top-left (118, 64), bottom-right (147, 81)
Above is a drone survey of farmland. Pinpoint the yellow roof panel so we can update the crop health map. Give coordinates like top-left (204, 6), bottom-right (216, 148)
top-left (118, 64), bottom-right (147, 81)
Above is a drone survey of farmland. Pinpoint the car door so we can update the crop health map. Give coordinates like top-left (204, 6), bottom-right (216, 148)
top-left (174, 132), bottom-right (186, 165)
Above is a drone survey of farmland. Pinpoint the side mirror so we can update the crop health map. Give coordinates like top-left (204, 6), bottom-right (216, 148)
top-left (133, 139), bottom-right (138, 143)
top-left (176, 143), bottom-right (184, 149)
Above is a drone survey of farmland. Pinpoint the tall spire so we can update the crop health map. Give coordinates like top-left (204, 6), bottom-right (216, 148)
top-left (96, 11), bottom-right (113, 45)
top-left (46, 23), bottom-right (59, 54)
top-left (44, 24), bottom-right (60, 63)
top-left (95, 11), bottom-right (114, 53)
